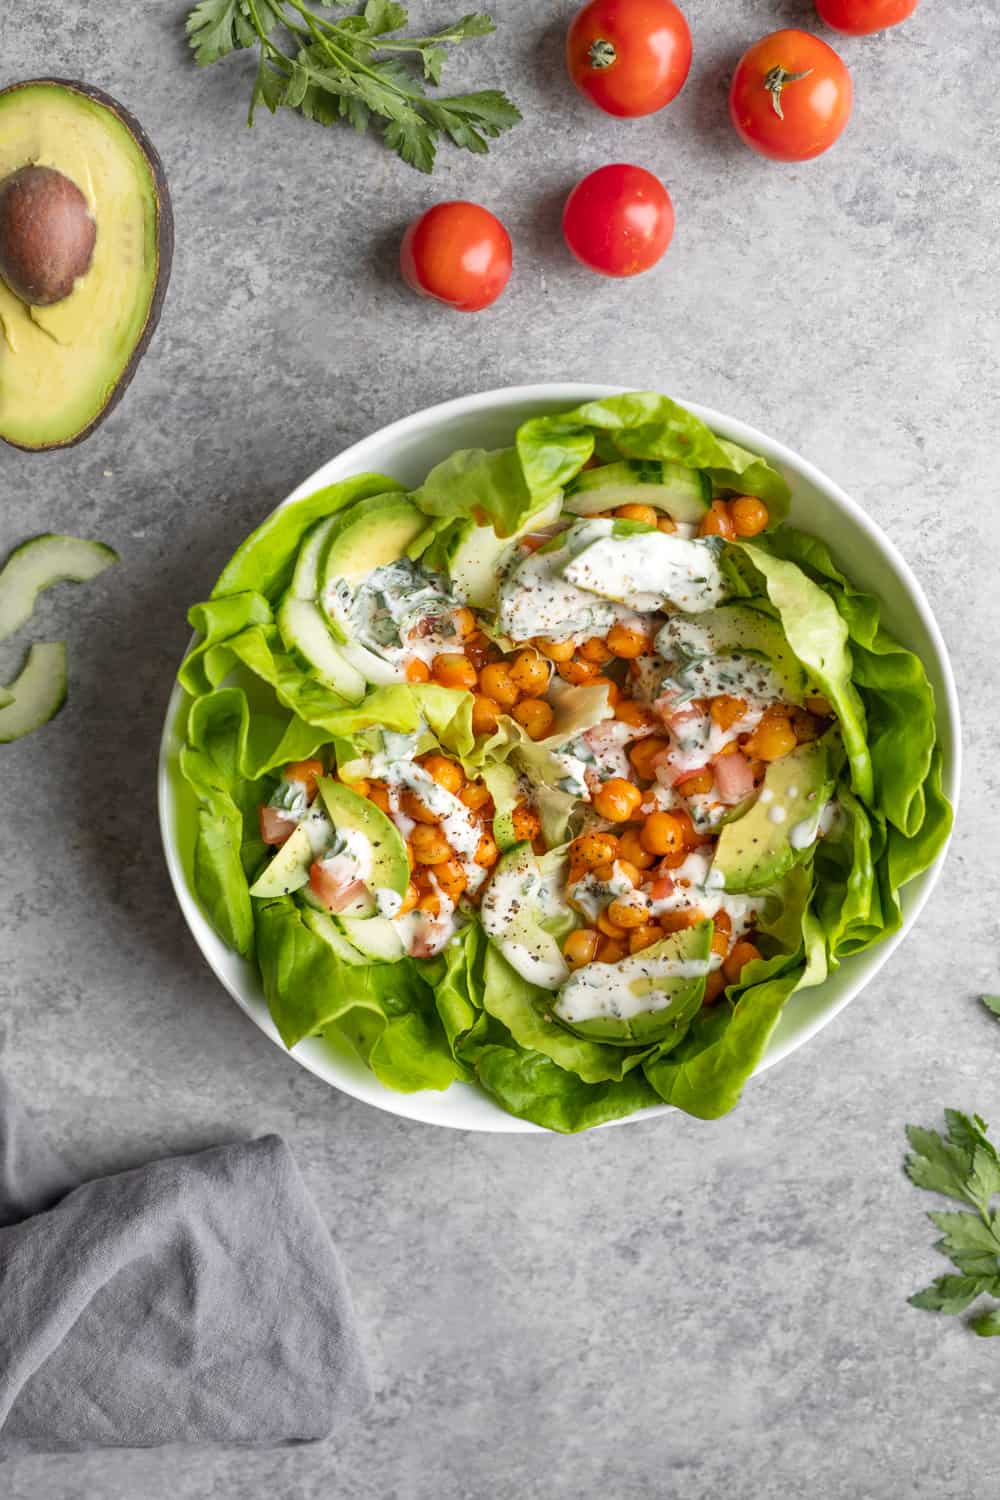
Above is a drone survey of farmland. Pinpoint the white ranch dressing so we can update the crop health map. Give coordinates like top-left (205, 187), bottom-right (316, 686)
top-left (562, 528), bottom-right (729, 614)
top-left (384, 762), bottom-right (487, 893)
top-left (648, 848), bottom-right (761, 940)
top-left (554, 952), bottom-right (715, 1024)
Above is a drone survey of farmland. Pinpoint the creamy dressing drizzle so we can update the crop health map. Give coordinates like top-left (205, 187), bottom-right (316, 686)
top-left (383, 762), bottom-right (487, 893)
top-left (554, 952), bottom-right (715, 1023)
top-left (327, 558), bottom-right (467, 668)
top-left (562, 527), bottom-right (729, 614)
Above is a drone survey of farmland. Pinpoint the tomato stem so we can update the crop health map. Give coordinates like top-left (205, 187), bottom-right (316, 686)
top-left (588, 38), bottom-right (617, 70)
top-left (763, 64), bottom-right (813, 121)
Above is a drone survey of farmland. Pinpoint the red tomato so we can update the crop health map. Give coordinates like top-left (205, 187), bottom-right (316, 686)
top-left (308, 858), bottom-right (368, 914)
top-left (562, 164), bottom-right (674, 278)
top-left (566, 0), bottom-right (692, 118)
top-left (815, 0), bottom-right (917, 33)
top-left (259, 805), bottom-right (296, 846)
top-left (400, 201), bottom-right (512, 312)
top-left (729, 29), bottom-right (853, 161)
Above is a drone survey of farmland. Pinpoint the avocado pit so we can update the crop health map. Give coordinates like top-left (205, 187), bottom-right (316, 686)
top-left (0, 163), bottom-right (96, 306)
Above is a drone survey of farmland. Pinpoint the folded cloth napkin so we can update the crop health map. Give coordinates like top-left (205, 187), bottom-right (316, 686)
top-left (0, 1076), bottom-right (370, 1454)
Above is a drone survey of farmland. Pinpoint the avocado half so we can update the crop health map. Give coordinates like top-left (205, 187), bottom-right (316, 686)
top-left (0, 78), bottom-right (173, 451)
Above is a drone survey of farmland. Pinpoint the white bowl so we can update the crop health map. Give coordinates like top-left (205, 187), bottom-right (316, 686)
top-left (158, 384), bottom-right (961, 1133)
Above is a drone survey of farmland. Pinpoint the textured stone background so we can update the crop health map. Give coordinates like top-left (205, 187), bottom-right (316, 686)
top-left (3, 1), bottom-right (999, 1495)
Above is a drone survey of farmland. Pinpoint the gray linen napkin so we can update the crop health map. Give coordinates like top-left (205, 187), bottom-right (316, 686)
top-left (0, 1076), bottom-right (370, 1454)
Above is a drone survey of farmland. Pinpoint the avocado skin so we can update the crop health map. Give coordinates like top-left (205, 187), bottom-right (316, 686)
top-left (0, 78), bottom-right (174, 452)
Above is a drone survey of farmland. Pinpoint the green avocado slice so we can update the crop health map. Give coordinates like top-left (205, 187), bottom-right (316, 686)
top-left (553, 921), bottom-right (714, 1046)
top-left (317, 777), bottom-right (409, 901)
top-left (711, 737), bottom-right (837, 893)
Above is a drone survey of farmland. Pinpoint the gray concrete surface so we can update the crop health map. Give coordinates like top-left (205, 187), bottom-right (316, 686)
top-left (2, 0), bottom-right (999, 1494)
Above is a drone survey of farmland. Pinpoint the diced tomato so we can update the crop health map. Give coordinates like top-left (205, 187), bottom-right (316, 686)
top-left (259, 805), bottom-right (298, 846)
top-left (308, 858), bottom-right (368, 914)
top-left (284, 759), bottom-right (324, 800)
top-left (520, 533), bottom-right (554, 554)
top-left (712, 749), bottom-right (755, 805)
top-left (649, 872), bottom-right (675, 901)
top-left (410, 916), bottom-right (451, 958)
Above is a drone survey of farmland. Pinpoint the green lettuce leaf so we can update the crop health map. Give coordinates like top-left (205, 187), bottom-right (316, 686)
top-left (418, 921), bottom-right (491, 1068)
top-left (411, 447), bottom-right (543, 539)
top-left (179, 591), bottom-right (273, 697)
top-left (473, 1044), bottom-right (660, 1133)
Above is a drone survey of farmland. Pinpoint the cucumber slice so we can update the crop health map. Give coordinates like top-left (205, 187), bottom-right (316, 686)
top-left (0, 641), bottom-right (68, 743)
top-left (0, 534), bottom-right (118, 642)
top-left (335, 914), bottom-right (404, 962)
top-left (564, 461), bottom-right (710, 524)
top-left (276, 594), bottom-right (366, 702)
top-left (301, 906), bottom-right (367, 965)
top-left (338, 639), bottom-right (404, 686)
top-left (445, 496), bottom-right (563, 609)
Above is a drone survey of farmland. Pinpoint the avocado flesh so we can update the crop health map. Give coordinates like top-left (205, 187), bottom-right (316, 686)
top-left (0, 81), bottom-right (168, 449)
top-left (711, 737), bottom-right (835, 893)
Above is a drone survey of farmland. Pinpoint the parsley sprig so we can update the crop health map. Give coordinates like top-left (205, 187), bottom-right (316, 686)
top-left (905, 1110), bottom-right (1000, 1337)
top-left (186, 0), bottom-right (521, 172)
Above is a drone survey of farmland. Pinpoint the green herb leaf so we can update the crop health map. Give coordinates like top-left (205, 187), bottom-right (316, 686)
top-left (364, 0), bottom-right (409, 34)
top-left (982, 994), bottom-right (1000, 1019)
top-left (972, 1308), bottom-right (1000, 1337)
top-left (909, 1275), bottom-right (996, 1316)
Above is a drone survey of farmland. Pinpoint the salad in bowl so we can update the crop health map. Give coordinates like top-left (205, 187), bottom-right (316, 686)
top-left (171, 391), bottom-right (952, 1132)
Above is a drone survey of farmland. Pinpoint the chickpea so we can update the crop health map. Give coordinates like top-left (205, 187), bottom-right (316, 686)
top-left (703, 969), bottom-right (728, 1004)
top-left (698, 500), bottom-right (735, 541)
top-left (709, 695), bottom-right (748, 731)
top-left (729, 496), bottom-right (770, 538)
top-left (563, 928), bottom-right (600, 969)
top-left (512, 697), bottom-right (555, 740)
top-left (723, 940), bottom-right (763, 984)
top-left (400, 790), bottom-right (439, 826)
top-left (405, 658), bottom-right (430, 683)
top-left (593, 858), bottom-right (640, 887)
top-left (410, 824), bottom-right (453, 864)
top-left (616, 827), bottom-right (655, 870)
top-left (417, 890), bottom-right (443, 917)
top-left (432, 652), bottom-right (478, 691)
top-left (592, 778), bottom-right (644, 823)
top-left (596, 909), bottom-right (628, 938)
top-left (614, 502), bottom-right (659, 526)
top-left (743, 714), bottom-right (797, 762)
top-left (420, 754), bottom-right (464, 795)
top-left (595, 935), bottom-right (628, 964)
top-left (398, 881), bottom-right (419, 915)
top-left (628, 735), bottom-right (670, 780)
top-left (676, 768), bottom-right (714, 797)
top-left (465, 630), bottom-right (492, 669)
top-left (569, 831), bottom-right (620, 869)
top-left (459, 779), bottom-right (493, 813)
top-left (452, 606), bottom-right (477, 638)
top-left (590, 675), bottom-right (621, 706)
top-left (640, 811), bottom-right (687, 857)
top-left (659, 908), bottom-right (703, 934)
top-left (478, 661), bottom-right (519, 707)
top-left (535, 636), bottom-right (576, 662)
top-left (614, 698), bottom-right (656, 729)
top-left (557, 658), bottom-right (600, 686)
top-left (657, 516), bottom-right (677, 535)
top-left (509, 648), bottom-right (551, 696)
top-left (671, 810), bottom-right (703, 848)
top-left (606, 622), bottom-right (650, 659)
top-left (805, 693), bottom-right (832, 717)
top-left (579, 636), bottom-right (613, 665)
top-left (711, 929), bottom-right (730, 958)
top-left (629, 923), bottom-right (663, 955)
top-left (511, 804), bottom-right (541, 843)
top-left (367, 781), bottom-right (391, 814)
top-left (435, 858), bottom-right (469, 901)
top-left (343, 776), bottom-right (370, 799)
top-left (474, 831), bottom-right (499, 868)
top-left (606, 896), bottom-right (650, 930)
top-left (712, 909), bottom-right (733, 935)
top-left (472, 694), bottom-right (501, 736)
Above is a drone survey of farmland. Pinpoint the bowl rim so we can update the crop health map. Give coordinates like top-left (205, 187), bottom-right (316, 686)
top-left (157, 381), bottom-right (962, 1133)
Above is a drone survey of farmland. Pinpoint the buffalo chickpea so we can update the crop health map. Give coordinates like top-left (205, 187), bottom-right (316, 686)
top-left (805, 693), bottom-right (832, 717)
top-left (509, 648), bottom-right (551, 696)
top-left (592, 778), bottom-right (643, 823)
top-left (570, 831), bottom-right (620, 869)
top-left (698, 500), bottom-right (735, 540)
top-left (677, 768), bottom-right (714, 797)
top-left (657, 516), bottom-right (677, 534)
top-left (723, 940), bottom-right (763, 984)
top-left (596, 934), bottom-right (627, 964)
top-left (535, 636), bottom-right (576, 662)
top-left (405, 658), bottom-right (430, 683)
top-left (614, 698), bottom-right (656, 729)
top-left (367, 781), bottom-right (391, 814)
top-left (710, 928), bottom-right (730, 959)
top-left (614, 502), bottom-right (658, 526)
top-left (410, 824), bottom-right (452, 864)
top-left (563, 928), bottom-right (600, 969)
top-left (593, 858), bottom-right (640, 887)
top-left (640, 811), bottom-right (687, 857)
top-left (629, 923), bottom-right (663, 955)
top-left (743, 714), bottom-right (797, 762)
top-left (464, 630), bottom-right (492, 669)
top-left (511, 804), bottom-right (541, 842)
top-left (659, 908), bottom-right (703, 934)
top-left (606, 622), bottom-right (650, 659)
top-left (628, 735), bottom-right (669, 780)
top-left (420, 754), bottom-right (464, 795)
top-left (474, 831), bottom-right (499, 868)
top-left (460, 779), bottom-right (493, 813)
top-left (398, 881), bottom-right (419, 915)
top-left (432, 652), bottom-right (477, 690)
top-left (590, 675), bottom-right (621, 706)
top-left (405, 840), bottom-right (416, 869)
top-left (596, 909), bottom-right (628, 938)
top-left (712, 909), bottom-right (733, 935)
top-left (606, 896), bottom-right (650, 930)
top-left (616, 827), bottom-right (655, 870)
top-left (452, 606), bottom-right (477, 638)
top-left (342, 775), bottom-right (369, 800)
top-left (417, 890), bottom-right (443, 917)
top-left (729, 496), bottom-right (769, 537)
top-left (434, 858), bottom-right (469, 901)
top-left (703, 969), bottom-right (728, 1004)
top-left (579, 636), bottom-right (613, 664)
top-left (472, 694), bottom-right (501, 736)
top-left (478, 662), bottom-right (520, 707)
top-left (513, 697), bottom-right (555, 740)
top-left (557, 658), bottom-right (600, 686)
top-left (709, 695), bottom-right (748, 731)
top-left (400, 790), bottom-right (439, 826)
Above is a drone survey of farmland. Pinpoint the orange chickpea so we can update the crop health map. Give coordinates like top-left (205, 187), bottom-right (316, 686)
top-left (563, 928), bottom-right (600, 969)
top-left (629, 735), bottom-right (670, 780)
top-left (509, 649), bottom-right (551, 696)
top-left (614, 502), bottom-right (659, 526)
top-left (513, 697), bottom-right (555, 740)
top-left (340, 775), bottom-right (369, 800)
top-left (452, 606), bottom-right (477, 638)
top-left (657, 516), bottom-right (677, 535)
top-left (590, 675), bottom-right (621, 706)
top-left (592, 778), bottom-right (644, 823)
top-left (474, 831), bottom-right (500, 868)
top-left (703, 969), bottom-right (728, 1004)
top-left (698, 500), bottom-right (735, 540)
top-left (673, 810), bottom-right (705, 849)
top-left (593, 858), bottom-right (640, 887)
top-left (640, 812), bottom-right (687, 857)
top-left (432, 653), bottom-right (477, 690)
top-left (367, 781), bottom-right (391, 814)
top-left (743, 714), bottom-right (797, 762)
top-left (410, 824), bottom-right (452, 864)
top-left (713, 909), bottom-right (733, 936)
top-left (677, 768), bottom-right (714, 797)
top-left (629, 923), bottom-right (663, 955)
top-left (606, 622), bottom-right (650, 659)
top-left (285, 759), bottom-right (325, 799)
top-left (805, 692), bottom-right (832, 717)
top-left (420, 754), bottom-right (464, 795)
top-left (459, 779), bottom-right (493, 813)
top-left (659, 908), bottom-right (704, 934)
top-left (557, 658), bottom-right (600, 685)
top-left (615, 698), bottom-right (656, 729)
top-left (596, 909), bottom-right (629, 938)
top-left (478, 662), bottom-right (520, 708)
top-left (730, 496), bottom-right (770, 538)
top-left (616, 827), bottom-right (655, 870)
top-left (405, 657), bottom-right (431, 683)
top-left (435, 858), bottom-right (469, 901)
top-left (535, 637), bottom-right (576, 662)
top-left (511, 804), bottom-right (541, 843)
top-left (400, 790), bottom-right (439, 826)
top-left (570, 831), bottom-right (620, 869)
top-left (596, 935), bottom-right (628, 964)
top-left (464, 630), bottom-right (492, 669)
top-left (471, 694), bottom-right (501, 736)
top-left (579, 636), bottom-right (613, 664)
top-left (723, 940), bottom-right (763, 984)
top-left (417, 890), bottom-right (443, 917)
top-left (607, 896), bottom-right (650, 930)
top-left (709, 695), bottom-right (748, 731)
top-left (398, 881), bottom-right (419, 915)
top-left (711, 929), bottom-right (730, 958)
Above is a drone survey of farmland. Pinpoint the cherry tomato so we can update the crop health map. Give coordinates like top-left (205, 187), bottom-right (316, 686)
top-left (566, 0), bottom-right (692, 118)
top-left (400, 201), bottom-right (512, 312)
top-left (729, 29), bottom-right (852, 161)
top-left (815, 0), bottom-right (917, 33)
top-left (562, 164), bottom-right (674, 278)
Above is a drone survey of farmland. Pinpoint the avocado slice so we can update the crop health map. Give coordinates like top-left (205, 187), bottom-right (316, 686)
top-left (655, 603), bottom-right (808, 705)
top-left (711, 738), bottom-right (835, 893)
top-left (320, 495), bottom-right (428, 641)
top-left (442, 496), bottom-right (563, 609)
top-left (250, 802), bottom-right (334, 899)
top-left (480, 842), bottom-right (570, 990)
top-left (0, 78), bottom-right (172, 451)
top-left (316, 777), bottom-right (409, 900)
top-left (553, 921), bottom-right (714, 1046)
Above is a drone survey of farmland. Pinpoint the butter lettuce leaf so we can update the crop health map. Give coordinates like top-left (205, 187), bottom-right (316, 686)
top-left (473, 1045), bottom-right (661, 1133)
